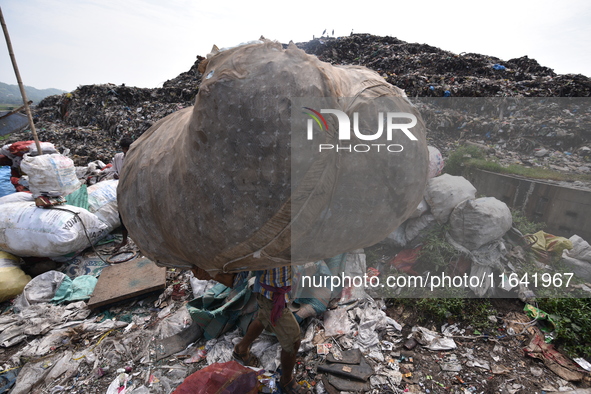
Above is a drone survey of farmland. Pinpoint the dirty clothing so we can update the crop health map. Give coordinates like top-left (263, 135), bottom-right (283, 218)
top-left (256, 293), bottom-right (300, 354)
top-left (254, 266), bottom-right (291, 303)
top-left (235, 267), bottom-right (300, 353)
top-left (110, 152), bottom-right (125, 177)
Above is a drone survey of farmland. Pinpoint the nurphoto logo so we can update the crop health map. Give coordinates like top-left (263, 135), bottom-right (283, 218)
top-left (303, 107), bottom-right (418, 153)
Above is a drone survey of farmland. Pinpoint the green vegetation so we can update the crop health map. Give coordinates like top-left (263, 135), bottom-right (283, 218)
top-left (390, 297), bottom-right (497, 331)
top-left (443, 144), bottom-right (487, 175)
top-left (510, 209), bottom-right (545, 235)
top-left (418, 223), bottom-right (460, 271)
top-left (536, 298), bottom-right (591, 358)
top-left (444, 144), bottom-right (591, 183)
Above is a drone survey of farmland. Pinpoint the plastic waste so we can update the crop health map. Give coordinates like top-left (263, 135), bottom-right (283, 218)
top-left (0, 191), bottom-right (34, 203)
top-left (323, 308), bottom-right (354, 337)
top-left (427, 145), bottom-right (444, 178)
top-left (51, 275), bottom-right (98, 304)
top-left (527, 231), bottom-right (573, 263)
top-left (412, 326), bottom-right (457, 351)
top-left (172, 361), bottom-right (258, 394)
top-left (424, 174), bottom-right (477, 223)
top-left (14, 270), bottom-right (67, 310)
top-left (19, 153), bottom-right (80, 197)
top-left (87, 179), bottom-right (120, 231)
top-left (0, 251), bottom-right (31, 302)
top-left (0, 202), bottom-right (109, 258)
top-left (448, 197), bottom-right (512, 250)
top-left (106, 372), bottom-right (130, 394)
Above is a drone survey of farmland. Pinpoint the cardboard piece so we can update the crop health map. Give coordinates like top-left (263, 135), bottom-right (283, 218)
top-left (87, 257), bottom-right (166, 309)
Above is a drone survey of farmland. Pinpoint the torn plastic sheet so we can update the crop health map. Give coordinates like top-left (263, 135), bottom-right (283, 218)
top-left (524, 332), bottom-right (587, 382)
top-left (9, 352), bottom-right (69, 394)
top-left (0, 301), bottom-right (91, 348)
top-left (338, 250), bottom-right (369, 304)
top-left (205, 329), bottom-right (241, 366)
top-left (322, 308), bottom-right (354, 337)
top-left (106, 372), bottom-right (130, 394)
top-left (189, 276), bottom-right (217, 298)
top-left (353, 299), bottom-right (402, 351)
top-left (13, 270), bottom-right (68, 311)
top-left (52, 275), bottom-right (98, 303)
top-left (155, 306), bottom-right (192, 339)
top-left (412, 326), bottom-right (457, 351)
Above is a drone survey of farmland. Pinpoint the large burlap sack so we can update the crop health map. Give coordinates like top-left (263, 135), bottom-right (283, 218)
top-left (119, 39), bottom-right (428, 273)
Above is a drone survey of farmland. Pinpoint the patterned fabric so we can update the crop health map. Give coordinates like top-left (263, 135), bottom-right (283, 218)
top-left (233, 266), bottom-right (292, 302)
top-left (254, 266), bottom-right (292, 303)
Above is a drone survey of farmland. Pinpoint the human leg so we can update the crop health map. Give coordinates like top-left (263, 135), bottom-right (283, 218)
top-left (233, 299), bottom-right (265, 366)
top-left (234, 318), bottom-right (264, 357)
top-left (279, 338), bottom-right (301, 386)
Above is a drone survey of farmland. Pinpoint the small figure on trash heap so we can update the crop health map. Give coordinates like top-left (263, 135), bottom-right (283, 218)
top-left (108, 136), bottom-right (133, 180)
top-left (111, 136), bottom-right (132, 252)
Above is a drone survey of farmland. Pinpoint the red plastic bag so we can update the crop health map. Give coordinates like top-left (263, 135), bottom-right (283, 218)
top-left (172, 361), bottom-right (258, 394)
top-left (8, 140), bottom-right (34, 155)
top-left (389, 246), bottom-right (422, 275)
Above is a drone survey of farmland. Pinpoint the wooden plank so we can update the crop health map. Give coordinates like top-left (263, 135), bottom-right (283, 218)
top-left (87, 257), bottom-right (166, 309)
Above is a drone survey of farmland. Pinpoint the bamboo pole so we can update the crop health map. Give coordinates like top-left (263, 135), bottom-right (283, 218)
top-left (0, 100), bottom-right (32, 120)
top-left (0, 7), bottom-right (43, 155)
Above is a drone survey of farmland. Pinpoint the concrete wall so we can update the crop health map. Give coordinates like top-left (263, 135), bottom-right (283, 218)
top-left (465, 169), bottom-right (591, 242)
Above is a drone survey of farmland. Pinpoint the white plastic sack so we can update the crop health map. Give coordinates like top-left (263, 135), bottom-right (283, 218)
top-left (424, 174), bottom-right (477, 223)
top-left (386, 223), bottom-right (407, 248)
top-left (560, 255), bottom-right (591, 283)
top-left (87, 179), bottom-right (120, 231)
top-left (0, 192), bottom-right (34, 203)
top-left (404, 214), bottom-right (436, 244)
top-left (25, 142), bottom-right (58, 156)
top-left (0, 142), bottom-right (57, 161)
top-left (564, 235), bottom-right (591, 262)
top-left (448, 197), bottom-right (512, 250)
top-left (428, 145), bottom-right (444, 178)
top-left (409, 198), bottom-right (429, 219)
top-left (14, 270), bottom-right (67, 311)
top-left (561, 235), bottom-right (591, 282)
top-left (20, 153), bottom-right (80, 197)
top-left (0, 202), bottom-right (109, 258)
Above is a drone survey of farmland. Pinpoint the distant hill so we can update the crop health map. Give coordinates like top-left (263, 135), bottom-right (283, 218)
top-left (0, 82), bottom-right (66, 105)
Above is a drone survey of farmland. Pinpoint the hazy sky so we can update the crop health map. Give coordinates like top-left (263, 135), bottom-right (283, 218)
top-left (1, 0), bottom-right (590, 93)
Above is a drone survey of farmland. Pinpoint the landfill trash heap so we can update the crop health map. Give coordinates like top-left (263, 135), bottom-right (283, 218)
top-left (4, 34), bottom-right (591, 166)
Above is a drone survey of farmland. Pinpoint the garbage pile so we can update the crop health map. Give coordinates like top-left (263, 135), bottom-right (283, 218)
top-left (2, 34), bottom-right (590, 168)
top-left (1, 34), bottom-right (591, 393)
top-left (4, 55), bottom-right (205, 166)
top-left (297, 34), bottom-right (591, 98)
top-left (0, 144), bottom-right (590, 393)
